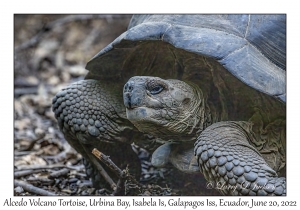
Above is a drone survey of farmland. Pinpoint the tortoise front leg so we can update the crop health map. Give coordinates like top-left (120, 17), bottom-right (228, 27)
top-left (52, 79), bottom-right (141, 190)
top-left (194, 121), bottom-right (286, 196)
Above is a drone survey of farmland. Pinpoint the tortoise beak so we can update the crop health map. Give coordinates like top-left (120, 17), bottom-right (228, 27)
top-left (123, 80), bottom-right (145, 109)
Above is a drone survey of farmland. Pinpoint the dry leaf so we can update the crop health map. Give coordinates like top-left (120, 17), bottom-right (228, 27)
top-left (15, 118), bottom-right (31, 130)
top-left (15, 154), bottom-right (47, 167)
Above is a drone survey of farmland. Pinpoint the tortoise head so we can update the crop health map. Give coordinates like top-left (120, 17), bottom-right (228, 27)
top-left (123, 76), bottom-right (206, 140)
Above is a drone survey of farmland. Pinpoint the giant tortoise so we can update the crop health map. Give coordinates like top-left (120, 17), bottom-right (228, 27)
top-left (52, 14), bottom-right (286, 196)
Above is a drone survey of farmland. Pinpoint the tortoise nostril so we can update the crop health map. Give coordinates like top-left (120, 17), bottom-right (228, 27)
top-left (124, 81), bottom-right (135, 93)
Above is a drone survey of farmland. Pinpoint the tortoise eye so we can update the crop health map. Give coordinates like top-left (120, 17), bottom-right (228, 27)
top-left (150, 85), bottom-right (164, 95)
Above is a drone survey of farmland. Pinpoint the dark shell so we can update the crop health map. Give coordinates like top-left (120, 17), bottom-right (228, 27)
top-left (86, 14), bottom-right (286, 103)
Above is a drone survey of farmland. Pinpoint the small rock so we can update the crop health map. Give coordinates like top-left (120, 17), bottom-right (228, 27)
top-left (69, 178), bottom-right (78, 183)
top-left (143, 190), bottom-right (151, 196)
top-left (26, 76), bottom-right (39, 85)
top-left (87, 188), bottom-right (96, 194)
top-left (81, 190), bottom-right (89, 196)
top-left (48, 76), bottom-right (60, 85)
top-left (68, 65), bottom-right (88, 77)
top-left (98, 188), bottom-right (106, 194)
top-left (14, 186), bottom-right (24, 193)
top-left (35, 127), bottom-right (45, 137)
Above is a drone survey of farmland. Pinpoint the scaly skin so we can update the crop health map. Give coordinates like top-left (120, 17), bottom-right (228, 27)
top-left (194, 121), bottom-right (286, 196)
top-left (52, 80), bottom-right (141, 188)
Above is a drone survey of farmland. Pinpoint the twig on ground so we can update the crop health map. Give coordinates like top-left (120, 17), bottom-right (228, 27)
top-left (14, 180), bottom-right (56, 196)
top-left (14, 87), bottom-right (39, 97)
top-left (92, 148), bottom-right (125, 178)
top-left (92, 148), bottom-right (140, 195)
top-left (14, 169), bottom-right (44, 178)
top-left (27, 177), bottom-right (55, 185)
top-left (14, 151), bottom-right (33, 156)
top-left (48, 168), bottom-right (70, 178)
top-left (20, 133), bottom-right (46, 152)
top-left (84, 147), bottom-right (117, 191)
top-left (15, 164), bottom-right (84, 171)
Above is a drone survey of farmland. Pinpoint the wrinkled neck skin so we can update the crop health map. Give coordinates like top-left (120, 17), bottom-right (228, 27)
top-left (163, 81), bottom-right (207, 142)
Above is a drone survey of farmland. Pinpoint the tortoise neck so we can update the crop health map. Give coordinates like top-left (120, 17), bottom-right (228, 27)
top-left (191, 87), bottom-right (220, 138)
top-left (181, 82), bottom-right (210, 138)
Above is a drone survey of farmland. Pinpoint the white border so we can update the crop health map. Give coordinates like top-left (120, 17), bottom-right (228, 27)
top-left (2, 1), bottom-right (299, 209)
